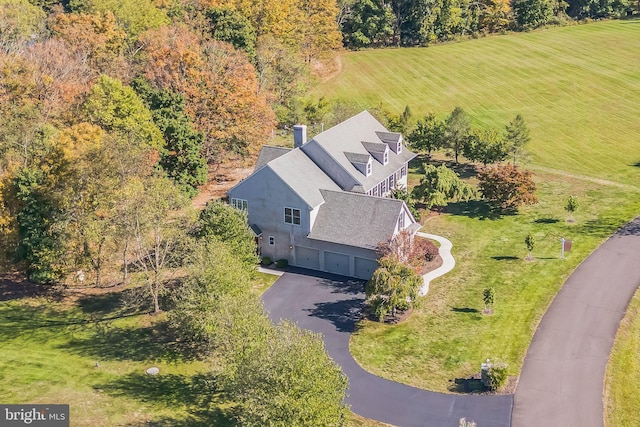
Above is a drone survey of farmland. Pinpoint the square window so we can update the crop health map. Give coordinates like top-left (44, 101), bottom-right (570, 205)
top-left (284, 207), bottom-right (301, 225)
top-left (269, 236), bottom-right (275, 246)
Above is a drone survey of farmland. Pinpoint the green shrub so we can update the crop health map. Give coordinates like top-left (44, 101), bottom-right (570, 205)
top-left (260, 256), bottom-right (273, 266)
top-left (485, 362), bottom-right (509, 390)
top-left (276, 259), bottom-right (288, 268)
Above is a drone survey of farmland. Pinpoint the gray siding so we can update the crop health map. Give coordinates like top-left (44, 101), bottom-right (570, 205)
top-left (228, 167), bottom-right (311, 263)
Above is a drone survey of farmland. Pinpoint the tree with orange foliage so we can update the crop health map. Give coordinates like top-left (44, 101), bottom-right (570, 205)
top-left (477, 164), bottom-right (538, 213)
top-left (48, 11), bottom-right (128, 77)
top-left (137, 25), bottom-right (275, 163)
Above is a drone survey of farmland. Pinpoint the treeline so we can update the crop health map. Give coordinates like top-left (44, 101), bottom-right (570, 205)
top-left (338, 0), bottom-right (638, 48)
top-left (0, 0), bottom-right (344, 281)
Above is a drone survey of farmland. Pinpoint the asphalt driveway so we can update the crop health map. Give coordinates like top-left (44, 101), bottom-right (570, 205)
top-left (512, 218), bottom-right (640, 427)
top-left (262, 267), bottom-right (513, 427)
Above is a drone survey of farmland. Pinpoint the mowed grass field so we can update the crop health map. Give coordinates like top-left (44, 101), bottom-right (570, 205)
top-left (605, 288), bottom-right (640, 427)
top-left (319, 20), bottom-right (640, 185)
top-left (317, 20), bottom-right (640, 396)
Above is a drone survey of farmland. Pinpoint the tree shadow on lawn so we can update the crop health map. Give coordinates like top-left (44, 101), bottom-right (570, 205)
top-left (491, 256), bottom-right (519, 261)
top-left (58, 319), bottom-right (199, 364)
top-left (0, 273), bottom-right (65, 302)
top-left (446, 200), bottom-right (501, 220)
top-left (305, 298), bottom-right (364, 333)
top-left (97, 372), bottom-right (236, 427)
top-left (534, 218), bottom-right (560, 224)
top-left (0, 303), bottom-right (89, 341)
top-left (573, 216), bottom-right (639, 239)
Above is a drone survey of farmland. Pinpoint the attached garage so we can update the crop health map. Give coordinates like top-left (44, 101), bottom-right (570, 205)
top-left (324, 251), bottom-right (350, 276)
top-left (295, 246), bottom-right (320, 270)
top-left (354, 257), bottom-right (378, 280)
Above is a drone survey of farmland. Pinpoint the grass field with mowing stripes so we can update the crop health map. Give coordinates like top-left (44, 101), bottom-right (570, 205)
top-left (319, 20), bottom-right (640, 186)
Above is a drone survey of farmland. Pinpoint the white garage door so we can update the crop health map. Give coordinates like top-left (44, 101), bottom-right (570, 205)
top-left (354, 257), bottom-right (378, 280)
top-left (295, 246), bottom-right (320, 270)
top-left (324, 251), bottom-right (350, 276)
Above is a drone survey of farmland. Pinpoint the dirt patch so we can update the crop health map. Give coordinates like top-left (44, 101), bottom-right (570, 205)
top-left (312, 54), bottom-right (343, 83)
top-left (192, 165), bottom-right (254, 209)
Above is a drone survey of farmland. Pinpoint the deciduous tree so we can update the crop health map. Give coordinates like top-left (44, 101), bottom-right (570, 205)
top-left (463, 128), bottom-right (509, 166)
top-left (197, 200), bottom-right (258, 270)
top-left (366, 256), bottom-right (422, 321)
top-left (477, 164), bottom-right (538, 213)
top-left (444, 106), bottom-right (471, 164)
top-left (131, 175), bottom-right (190, 313)
top-left (408, 113), bottom-right (445, 156)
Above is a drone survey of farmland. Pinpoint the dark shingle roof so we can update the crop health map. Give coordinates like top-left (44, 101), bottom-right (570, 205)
top-left (375, 131), bottom-right (402, 144)
top-left (307, 190), bottom-right (404, 250)
top-left (344, 152), bottom-right (371, 165)
top-left (362, 141), bottom-right (388, 153)
top-left (254, 146), bottom-right (292, 171)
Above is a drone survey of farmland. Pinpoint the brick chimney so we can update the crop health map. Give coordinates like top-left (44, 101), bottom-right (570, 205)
top-left (293, 124), bottom-right (307, 148)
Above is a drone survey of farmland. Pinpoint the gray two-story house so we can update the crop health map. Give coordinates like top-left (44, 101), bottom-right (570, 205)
top-left (227, 111), bottom-right (420, 279)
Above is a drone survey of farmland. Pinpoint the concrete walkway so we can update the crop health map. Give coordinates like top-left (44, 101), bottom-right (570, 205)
top-left (513, 218), bottom-right (640, 427)
top-left (416, 232), bottom-right (456, 296)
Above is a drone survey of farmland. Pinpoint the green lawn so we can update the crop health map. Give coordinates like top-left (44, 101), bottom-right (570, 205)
top-left (0, 283), bottom-right (380, 426)
top-left (319, 19), bottom-right (640, 185)
top-left (605, 288), bottom-right (640, 427)
top-left (351, 172), bottom-right (640, 391)
top-left (0, 291), bottom-right (232, 426)
top-left (317, 19), bottom-right (640, 394)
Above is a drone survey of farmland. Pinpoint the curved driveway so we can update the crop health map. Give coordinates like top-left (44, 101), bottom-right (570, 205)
top-left (513, 218), bottom-right (640, 426)
top-left (262, 268), bottom-right (513, 427)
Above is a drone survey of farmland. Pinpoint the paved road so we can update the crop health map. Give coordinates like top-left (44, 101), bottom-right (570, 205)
top-left (262, 268), bottom-right (513, 427)
top-left (513, 218), bottom-right (640, 427)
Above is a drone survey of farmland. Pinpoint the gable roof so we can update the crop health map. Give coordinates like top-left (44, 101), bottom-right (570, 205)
top-left (302, 111), bottom-right (416, 192)
top-left (307, 190), bottom-right (405, 250)
top-left (266, 148), bottom-right (341, 207)
top-left (254, 146), bottom-right (291, 171)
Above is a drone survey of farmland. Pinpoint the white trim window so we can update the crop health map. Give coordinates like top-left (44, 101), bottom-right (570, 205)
top-left (397, 142), bottom-right (402, 153)
top-left (284, 207), bottom-right (301, 225)
top-left (389, 173), bottom-right (395, 189)
top-left (381, 179), bottom-right (387, 194)
top-left (398, 213), bottom-right (405, 229)
top-left (383, 150), bottom-right (389, 165)
top-left (373, 186), bottom-right (378, 197)
top-left (269, 236), bottom-right (275, 246)
top-left (366, 160), bottom-right (372, 176)
top-left (231, 198), bottom-right (248, 211)
top-left (401, 165), bottom-right (407, 177)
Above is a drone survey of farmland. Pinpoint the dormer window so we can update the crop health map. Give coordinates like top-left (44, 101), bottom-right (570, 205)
top-left (383, 151), bottom-right (389, 165)
top-left (366, 160), bottom-right (372, 176)
top-left (397, 142), bottom-right (402, 153)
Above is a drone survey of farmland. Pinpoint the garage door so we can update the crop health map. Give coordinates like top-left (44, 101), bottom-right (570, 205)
top-left (354, 257), bottom-right (378, 280)
top-left (295, 246), bottom-right (320, 270)
top-left (324, 251), bottom-right (350, 276)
